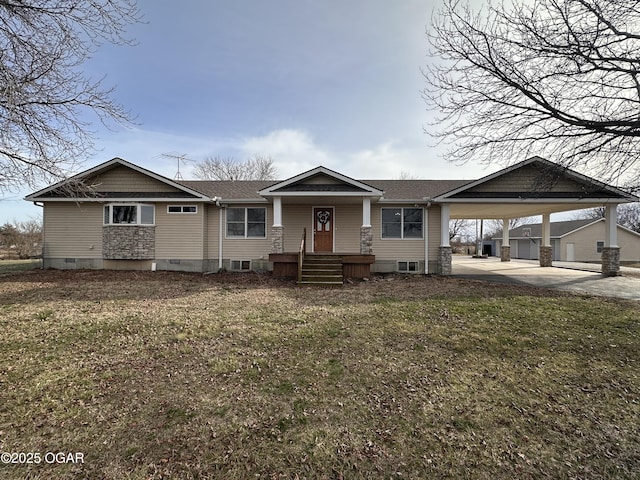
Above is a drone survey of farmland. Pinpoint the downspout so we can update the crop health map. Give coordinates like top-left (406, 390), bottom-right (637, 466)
top-left (215, 198), bottom-right (224, 272)
top-left (34, 202), bottom-right (44, 269)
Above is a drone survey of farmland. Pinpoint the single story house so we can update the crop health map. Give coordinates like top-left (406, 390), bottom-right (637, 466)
top-left (25, 156), bottom-right (639, 281)
top-left (493, 218), bottom-right (640, 263)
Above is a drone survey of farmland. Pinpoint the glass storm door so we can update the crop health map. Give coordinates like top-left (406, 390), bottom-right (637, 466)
top-left (313, 207), bottom-right (334, 252)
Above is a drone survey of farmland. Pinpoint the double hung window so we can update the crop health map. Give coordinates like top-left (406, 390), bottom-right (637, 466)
top-left (381, 208), bottom-right (423, 239)
top-left (226, 208), bottom-right (266, 238)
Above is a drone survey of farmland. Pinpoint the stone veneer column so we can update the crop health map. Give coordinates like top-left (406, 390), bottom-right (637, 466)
top-left (500, 245), bottom-right (511, 262)
top-left (438, 246), bottom-right (452, 275)
top-left (271, 226), bottom-right (284, 254)
top-left (360, 226), bottom-right (373, 255)
top-left (539, 245), bottom-right (553, 267)
top-left (601, 247), bottom-right (621, 276)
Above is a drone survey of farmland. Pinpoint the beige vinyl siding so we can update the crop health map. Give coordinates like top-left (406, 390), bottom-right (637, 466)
top-left (562, 224), bottom-right (640, 262)
top-left (202, 204), bottom-right (209, 259)
top-left (279, 204), bottom-right (363, 253)
top-left (370, 205), bottom-right (428, 260)
top-left (206, 206), bottom-right (221, 259)
top-left (617, 228), bottom-right (640, 262)
top-left (43, 203), bottom-right (103, 258)
top-left (155, 204), bottom-right (205, 259)
top-left (428, 205), bottom-right (442, 262)
top-left (222, 204), bottom-right (272, 258)
top-left (282, 204), bottom-right (311, 252)
top-left (334, 205), bottom-right (361, 252)
top-left (87, 165), bottom-right (181, 193)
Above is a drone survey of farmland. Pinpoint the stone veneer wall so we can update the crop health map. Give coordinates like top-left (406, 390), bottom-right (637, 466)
top-left (103, 226), bottom-right (155, 260)
top-left (601, 247), bottom-right (621, 276)
top-left (271, 226), bottom-right (284, 254)
top-left (360, 226), bottom-right (373, 255)
top-left (438, 246), bottom-right (452, 275)
top-left (500, 245), bottom-right (511, 262)
top-left (539, 246), bottom-right (553, 267)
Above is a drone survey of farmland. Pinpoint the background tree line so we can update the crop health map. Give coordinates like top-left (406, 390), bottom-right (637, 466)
top-left (0, 219), bottom-right (42, 259)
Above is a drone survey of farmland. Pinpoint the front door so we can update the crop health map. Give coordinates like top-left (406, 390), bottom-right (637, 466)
top-left (313, 207), bottom-right (334, 252)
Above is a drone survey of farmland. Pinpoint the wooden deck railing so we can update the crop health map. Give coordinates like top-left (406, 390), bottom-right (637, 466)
top-left (297, 228), bottom-right (306, 283)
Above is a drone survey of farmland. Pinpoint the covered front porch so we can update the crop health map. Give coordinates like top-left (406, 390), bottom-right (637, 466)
top-left (259, 166), bottom-right (383, 283)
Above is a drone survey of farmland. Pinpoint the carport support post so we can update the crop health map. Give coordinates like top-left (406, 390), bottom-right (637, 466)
top-left (602, 204), bottom-right (621, 276)
top-left (540, 213), bottom-right (553, 267)
top-left (438, 204), bottom-right (452, 275)
top-left (501, 218), bottom-right (511, 262)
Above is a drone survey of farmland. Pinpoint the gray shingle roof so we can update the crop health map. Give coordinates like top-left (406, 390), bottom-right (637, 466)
top-left (506, 218), bottom-right (600, 238)
top-left (178, 179), bottom-right (471, 201)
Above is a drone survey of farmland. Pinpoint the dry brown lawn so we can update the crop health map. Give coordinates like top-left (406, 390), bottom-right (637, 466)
top-left (0, 269), bottom-right (638, 479)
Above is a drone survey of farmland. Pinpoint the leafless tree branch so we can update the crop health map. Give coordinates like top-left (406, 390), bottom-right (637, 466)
top-left (0, 0), bottom-right (141, 193)
top-left (193, 155), bottom-right (278, 181)
top-left (424, 0), bottom-right (640, 188)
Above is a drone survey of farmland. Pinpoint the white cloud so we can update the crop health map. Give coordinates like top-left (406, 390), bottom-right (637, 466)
top-left (234, 128), bottom-right (492, 180)
top-left (89, 126), bottom-right (492, 182)
top-left (240, 129), bottom-right (333, 178)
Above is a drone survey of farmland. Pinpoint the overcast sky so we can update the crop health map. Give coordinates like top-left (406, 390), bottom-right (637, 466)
top-left (4, 0), bottom-right (526, 223)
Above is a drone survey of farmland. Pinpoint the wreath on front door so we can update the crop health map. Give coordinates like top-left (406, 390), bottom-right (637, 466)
top-left (317, 210), bottom-right (330, 224)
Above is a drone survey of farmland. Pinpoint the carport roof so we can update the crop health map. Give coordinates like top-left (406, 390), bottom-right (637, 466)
top-left (434, 157), bottom-right (639, 219)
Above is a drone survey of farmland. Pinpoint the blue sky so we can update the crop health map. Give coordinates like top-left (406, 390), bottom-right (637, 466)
top-left (3, 0), bottom-right (515, 223)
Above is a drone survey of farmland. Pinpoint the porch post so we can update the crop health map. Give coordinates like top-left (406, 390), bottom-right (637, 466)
top-left (602, 204), bottom-right (620, 276)
top-left (360, 197), bottom-right (373, 255)
top-left (273, 196), bottom-right (282, 227)
top-left (501, 218), bottom-right (511, 262)
top-left (438, 204), bottom-right (452, 275)
top-left (271, 196), bottom-right (284, 254)
top-left (540, 213), bottom-right (552, 267)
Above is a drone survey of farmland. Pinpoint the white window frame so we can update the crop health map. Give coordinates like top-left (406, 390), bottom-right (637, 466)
top-left (596, 240), bottom-right (604, 253)
top-left (381, 207), bottom-right (424, 240)
top-left (230, 259), bottom-right (252, 271)
top-left (225, 207), bottom-right (267, 239)
top-left (167, 205), bottom-right (198, 214)
top-left (397, 260), bottom-right (420, 273)
top-left (103, 204), bottom-right (155, 226)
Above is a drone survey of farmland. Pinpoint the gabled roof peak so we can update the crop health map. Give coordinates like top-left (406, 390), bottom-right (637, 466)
top-left (25, 157), bottom-right (211, 202)
top-left (258, 165), bottom-right (384, 197)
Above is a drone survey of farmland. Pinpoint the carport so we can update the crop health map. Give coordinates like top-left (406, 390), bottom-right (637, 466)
top-left (432, 157), bottom-right (639, 276)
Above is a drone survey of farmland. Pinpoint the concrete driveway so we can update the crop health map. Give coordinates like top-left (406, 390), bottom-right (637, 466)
top-left (452, 256), bottom-right (640, 301)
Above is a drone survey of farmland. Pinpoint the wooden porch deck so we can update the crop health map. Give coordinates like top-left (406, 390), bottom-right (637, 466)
top-left (269, 252), bottom-right (375, 280)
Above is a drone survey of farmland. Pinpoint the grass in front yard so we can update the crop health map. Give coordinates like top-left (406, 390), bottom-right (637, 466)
top-left (0, 259), bottom-right (41, 274)
top-left (0, 270), bottom-right (638, 479)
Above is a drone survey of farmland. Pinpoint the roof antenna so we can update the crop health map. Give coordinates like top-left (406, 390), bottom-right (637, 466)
top-left (161, 152), bottom-right (193, 180)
